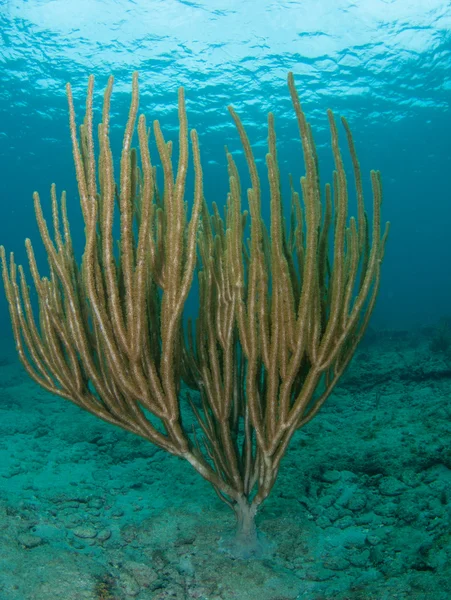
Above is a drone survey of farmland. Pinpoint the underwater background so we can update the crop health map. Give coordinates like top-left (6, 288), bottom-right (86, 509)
top-left (0, 1), bottom-right (450, 599)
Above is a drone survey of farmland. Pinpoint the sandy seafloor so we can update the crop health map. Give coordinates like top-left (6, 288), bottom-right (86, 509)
top-left (0, 325), bottom-right (450, 600)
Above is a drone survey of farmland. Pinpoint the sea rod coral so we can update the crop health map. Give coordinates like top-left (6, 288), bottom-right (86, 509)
top-left (0, 71), bottom-right (389, 556)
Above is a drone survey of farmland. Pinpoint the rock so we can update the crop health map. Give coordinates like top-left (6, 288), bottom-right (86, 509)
top-left (17, 533), bottom-right (43, 549)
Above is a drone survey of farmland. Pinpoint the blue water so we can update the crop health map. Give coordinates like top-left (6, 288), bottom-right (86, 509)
top-left (0, 2), bottom-right (450, 599)
top-left (1, 0), bottom-right (450, 332)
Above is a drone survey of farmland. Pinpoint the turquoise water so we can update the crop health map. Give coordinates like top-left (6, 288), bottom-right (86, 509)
top-left (1, 0), bottom-right (450, 329)
top-left (0, 2), bottom-right (450, 599)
